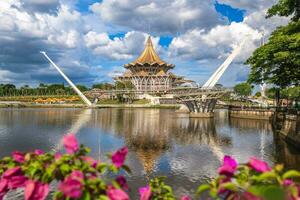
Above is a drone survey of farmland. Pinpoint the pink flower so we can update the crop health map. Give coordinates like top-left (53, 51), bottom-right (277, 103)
top-left (70, 170), bottom-right (84, 180)
top-left (112, 147), bottom-right (128, 168)
top-left (25, 180), bottom-right (49, 200)
top-left (116, 176), bottom-right (128, 190)
top-left (139, 186), bottom-right (151, 200)
top-left (218, 165), bottom-right (236, 177)
top-left (12, 151), bottom-right (25, 163)
top-left (223, 156), bottom-right (237, 169)
top-left (181, 195), bottom-right (191, 200)
top-left (107, 187), bottom-right (129, 200)
top-left (0, 179), bottom-right (8, 200)
top-left (34, 150), bottom-right (44, 155)
top-left (58, 171), bottom-right (83, 199)
top-left (218, 156), bottom-right (237, 177)
top-left (283, 179), bottom-right (294, 186)
top-left (2, 167), bottom-right (27, 189)
top-left (54, 153), bottom-right (62, 160)
top-left (2, 167), bottom-right (22, 179)
top-left (81, 156), bottom-right (98, 168)
top-left (248, 157), bottom-right (271, 173)
top-left (63, 134), bottom-right (79, 154)
top-left (8, 175), bottom-right (28, 189)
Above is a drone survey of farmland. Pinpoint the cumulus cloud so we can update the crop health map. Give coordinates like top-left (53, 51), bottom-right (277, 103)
top-left (0, 0), bottom-right (98, 85)
top-left (22, 0), bottom-right (60, 14)
top-left (0, 0), bottom-right (292, 87)
top-left (168, 23), bottom-right (261, 62)
top-left (90, 0), bottom-right (225, 35)
top-left (84, 31), bottom-right (161, 60)
top-left (217, 0), bottom-right (277, 13)
top-left (167, 5), bottom-right (289, 86)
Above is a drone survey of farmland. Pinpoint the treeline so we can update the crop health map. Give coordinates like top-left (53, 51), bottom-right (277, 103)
top-left (0, 81), bottom-right (134, 96)
top-left (233, 82), bottom-right (300, 100)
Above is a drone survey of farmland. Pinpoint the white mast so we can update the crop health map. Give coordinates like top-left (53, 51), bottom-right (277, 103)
top-left (202, 37), bottom-right (247, 88)
top-left (260, 31), bottom-right (267, 98)
top-left (40, 51), bottom-right (92, 106)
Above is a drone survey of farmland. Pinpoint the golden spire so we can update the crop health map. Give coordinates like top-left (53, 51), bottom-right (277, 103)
top-left (131, 36), bottom-right (165, 65)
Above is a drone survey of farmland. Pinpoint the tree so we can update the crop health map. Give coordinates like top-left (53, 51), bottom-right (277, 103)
top-left (234, 82), bottom-right (253, 97)
top-left (255, 92), bottom-right (262, 97)
top-left (92, 83), bottom-right (114, 90)
top-left (267, 0), bottom-right (300, 22)
top-left (76, 85), bottom-right (88, 92)
top-left (115, 81), bottom-right (135, 90)
top-left (246, 1), bottom-right (300, 88)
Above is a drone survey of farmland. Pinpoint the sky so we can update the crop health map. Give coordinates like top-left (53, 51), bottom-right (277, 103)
top-left (0, 0), bottom-right (289, 87)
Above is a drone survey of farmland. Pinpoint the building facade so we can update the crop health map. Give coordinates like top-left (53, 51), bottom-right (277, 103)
top-left (114, 36), bottom-right (186, 92)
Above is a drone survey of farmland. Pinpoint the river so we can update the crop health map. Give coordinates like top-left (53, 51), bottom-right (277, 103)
top-left (0, 108), bottom-right (299, 198)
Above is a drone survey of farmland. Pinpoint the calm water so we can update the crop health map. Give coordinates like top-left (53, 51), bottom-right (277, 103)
top-left (0, 108), bottom-right (300, 197)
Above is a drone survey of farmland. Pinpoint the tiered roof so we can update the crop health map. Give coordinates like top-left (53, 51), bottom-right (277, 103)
top-left (125, 36), bottom-right (174, 68)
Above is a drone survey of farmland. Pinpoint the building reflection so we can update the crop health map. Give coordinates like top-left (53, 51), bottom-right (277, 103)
top-left (89, 109), bottom-right (231, 173)
top-left (3, 108), bottom-right (300, 177)
top-left (273, 134), bottom-right (300, 170)
top-left (229, 117), bottom-right (272, 131)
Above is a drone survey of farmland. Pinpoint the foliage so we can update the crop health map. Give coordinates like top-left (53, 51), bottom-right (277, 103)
top-left (267, 0), bottom-right (300, 22)
top-left (0, 81), bottom-right (134, 97)
top-left (115, 81), bottom-right (135, 90)
top-left (0, 83), bottom-right (75, 96)
top-left (246, 22), bottom-right (300, 88)
top-left (265, 86), bottom-right (300, 100)
top-left (246, 0), bottom-right (300, 88)
top-left (281, 86), bottom-right (300, 99)
top-left (255, 92), bottom-right (262, 97)
top-left (92, 83), bottom-right (115, 90)
top-left (197, 156), bottom-right (300, 200)
top-left (1, 135), bottom-right (300, 200)
top-left (233, 82), bottom-right (253, 97)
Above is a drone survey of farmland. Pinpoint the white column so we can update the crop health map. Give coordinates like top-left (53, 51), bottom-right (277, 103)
top-left (40, 51), bottom-right (92, 106)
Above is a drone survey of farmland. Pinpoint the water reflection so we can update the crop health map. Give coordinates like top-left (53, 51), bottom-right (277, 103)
top-left (1, 108), bottom-right (300, 197)
top-left (53, 109), bottom-right (93, 152)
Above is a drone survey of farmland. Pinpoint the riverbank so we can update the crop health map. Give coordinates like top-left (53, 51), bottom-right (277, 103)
top-left (0, 102), bottom-right (179, 109)
top-left (277, 113), bottom-right (300, 149)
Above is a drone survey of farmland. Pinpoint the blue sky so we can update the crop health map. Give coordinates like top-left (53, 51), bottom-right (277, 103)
top-left (0, 0), bottom-right (288, 87)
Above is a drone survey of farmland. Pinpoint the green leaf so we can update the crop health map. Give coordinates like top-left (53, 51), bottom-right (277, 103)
top-left (252, 171), bottom-right (277, 182)
top-left (248, 185), bottom-right (285, 200)
top-left (262, 186), bottom-right (285, 200)
top-left (283, 170), bottom-right (300, 179)
top-left (209, 188), bottom-right (218, 198)
top-left (196, 184), bottom-right (210, 196)
top-left (220, 182), bottom-right (238, 192)
top-left (96, 163), bottom-right (107, 174)
top-left (122, 165), bottom-right (132, 174)
top-left (81, 191), bottom-right (91, 200)
top-left (98, 195), bottom-right (109, 200)
top-left (60, 164), bottom-right (71, 174)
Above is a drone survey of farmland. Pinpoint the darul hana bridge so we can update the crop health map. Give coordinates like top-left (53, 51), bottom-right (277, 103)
top-left (41, 36), bottom-right (246, 118)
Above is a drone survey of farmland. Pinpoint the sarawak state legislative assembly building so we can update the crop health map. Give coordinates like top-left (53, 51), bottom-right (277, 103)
top-left (114, 36), bottom-right (187, 92)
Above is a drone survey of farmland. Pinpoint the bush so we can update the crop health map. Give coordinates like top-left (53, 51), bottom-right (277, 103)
top-left (0, 135), bottom-right (300, 200)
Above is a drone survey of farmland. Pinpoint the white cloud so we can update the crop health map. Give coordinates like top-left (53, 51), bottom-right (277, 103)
top-left (90, 0), bottom-right (225, 35)
top-left (217, 0), bottom-right (277, 13)
top-left (168, 22), bottom-right (261, 62)
top-left (0, 0), bottom-right (292, 87)
top-left (84, 31), bottom-right (161, 60)
top-left (84, 31), bottom-right (110, 48)
top-left (48, 30), bottom-right (80, 48)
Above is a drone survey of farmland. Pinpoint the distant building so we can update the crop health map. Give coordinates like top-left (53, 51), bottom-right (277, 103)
top-left (114, 36), bottom-right (188, 91)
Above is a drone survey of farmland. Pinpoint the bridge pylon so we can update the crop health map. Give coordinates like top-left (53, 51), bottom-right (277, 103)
top-left (173, 88), bottom-right (229, 118)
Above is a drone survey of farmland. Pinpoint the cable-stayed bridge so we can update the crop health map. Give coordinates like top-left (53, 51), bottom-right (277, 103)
top-left (41, 37), bottom-right (247, 117)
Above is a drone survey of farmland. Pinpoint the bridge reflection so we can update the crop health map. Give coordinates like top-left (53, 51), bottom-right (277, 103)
top-left (88, 109), bottom-right (230, 173)
top-left (1, 108), bottom-right (300, 176)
